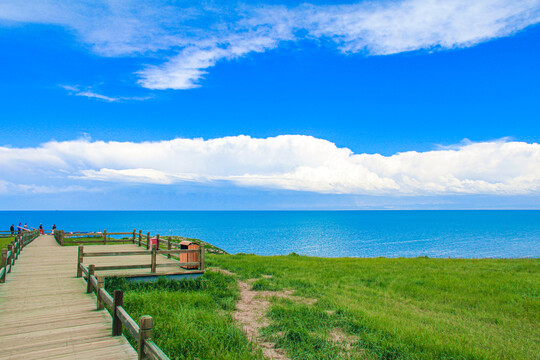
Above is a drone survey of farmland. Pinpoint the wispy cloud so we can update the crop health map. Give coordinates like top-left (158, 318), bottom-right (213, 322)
top-left (0, 136), bottom-right (538, 195)
top-left (3, 0), bottom-right (540, 90)
top-left (0, 180), bottom-right (97, 195)
top-left (59, 84), bottom-right (153, 102)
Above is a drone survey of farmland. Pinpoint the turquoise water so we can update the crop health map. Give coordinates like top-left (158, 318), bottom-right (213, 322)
top-left (1, 211), bottom-right (538, 258)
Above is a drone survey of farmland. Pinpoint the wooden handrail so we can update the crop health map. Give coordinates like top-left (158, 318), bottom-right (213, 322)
top-left (117, 306), bottom-right (139, 339)
top-left (100, 288), bottom-right (114, 308)
top-left (80, 262), bottom-right (170, 360)
top-left (145, 340), bottom-right (170, 360)
top-left (77, 242), bottom-right (205, 274)
top-left (84, 250), bottom-right (152, 256)
top-left (64, 232), bottom-right (103, 237)
top-left (94, 264), bottom-right (152, 271)
top-left (83, 249), bottom-right (200, 257)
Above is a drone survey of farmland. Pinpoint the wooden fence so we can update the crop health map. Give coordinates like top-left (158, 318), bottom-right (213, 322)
top-left (0, 230), bottom-right (39, 283)
top-left (79, 262), bottom-right (170, 360)
top-left (76, 244), bottom-right (205, 276)
top-left (58, 229), bottom-right (206, 272)
top-left (54, 229), bottom-right (139, 245)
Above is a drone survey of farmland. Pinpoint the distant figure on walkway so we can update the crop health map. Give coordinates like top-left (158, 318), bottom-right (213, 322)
top-left (39, 223), bottom-right (44, 235)
top-left (10, 224), bottom-right (14, 235)
top-left (18, 223), bottom-right (22, 234)
top-left (24, 223), bottom-right (29, 231)
top-left (52, 224), bottom-right (57, 235)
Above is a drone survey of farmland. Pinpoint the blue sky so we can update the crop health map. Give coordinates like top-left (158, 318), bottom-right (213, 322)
top-left (0, 0), bottom-right (539, 210)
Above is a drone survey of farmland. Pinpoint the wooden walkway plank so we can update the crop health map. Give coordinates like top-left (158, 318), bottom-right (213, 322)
top-left (0, 235), bottom-right (137, 360)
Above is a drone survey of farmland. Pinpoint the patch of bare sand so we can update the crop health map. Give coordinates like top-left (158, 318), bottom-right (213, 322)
top-left (329, 328), bottom-right (363, 356)
top-left (209, 268), bottom-right (316, 360)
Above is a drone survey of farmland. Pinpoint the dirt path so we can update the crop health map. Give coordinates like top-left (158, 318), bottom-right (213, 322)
top-left (234, 279), bottom-right (291, 360)
top-left (210, 268), bottom-right (316, 360)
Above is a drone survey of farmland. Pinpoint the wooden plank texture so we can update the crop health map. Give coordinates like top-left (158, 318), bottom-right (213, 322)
top-left (0, 235), bottom-right (138, 360)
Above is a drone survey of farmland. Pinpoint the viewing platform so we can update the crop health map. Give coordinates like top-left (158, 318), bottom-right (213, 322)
top-left (0, 231), bottom-right (204, 359)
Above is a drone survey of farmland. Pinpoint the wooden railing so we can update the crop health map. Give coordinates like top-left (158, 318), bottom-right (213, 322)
top-left (79, 262), bottom-right (170, 360)
top-left (76, 243), bottom-right (205, 276)
top-left (0, 230), bottom-right (39, 283)
top-left (0, 230), bottom-right (15, 238)
top-left (55, 229), bottom-right (197, 249)
top-left (54, 229), bottom-right (139, 245)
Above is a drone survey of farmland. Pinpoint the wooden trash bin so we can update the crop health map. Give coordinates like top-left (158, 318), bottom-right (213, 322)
top-left (180, 240), bottom-right (199, 269)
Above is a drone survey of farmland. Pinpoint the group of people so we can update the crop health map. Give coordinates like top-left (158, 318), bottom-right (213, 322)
top-left (9, 223), bottom-right (57, 235)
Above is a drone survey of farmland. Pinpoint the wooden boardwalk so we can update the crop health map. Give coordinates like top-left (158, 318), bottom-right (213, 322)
top-left (0, 235), bottom-right (138, 359)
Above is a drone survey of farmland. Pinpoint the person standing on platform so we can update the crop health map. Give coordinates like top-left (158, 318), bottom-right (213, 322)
top-left (52, 224), bottom-right (57, 235)
top-left (39, 223), bottom-right (44, 235)
top-left (10, 224), bottom-right (14, 235)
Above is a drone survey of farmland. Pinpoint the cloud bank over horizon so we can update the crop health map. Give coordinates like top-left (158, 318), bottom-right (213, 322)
top-left (1, 0), bottom-right (540, 91)
top-left (1, 135), bottom-right (538, 196)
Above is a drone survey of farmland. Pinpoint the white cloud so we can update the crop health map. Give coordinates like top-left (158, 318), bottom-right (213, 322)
top-left (59, 84), bottom-right (153, 102)
top-left (2, 0), bottom-right (540, 90)
top-left (0, 135), bottom-right (538, 195)
top-left (0, 180), bottom-right (96, 195)
top-left (299, 0), bottom-right (540, 55)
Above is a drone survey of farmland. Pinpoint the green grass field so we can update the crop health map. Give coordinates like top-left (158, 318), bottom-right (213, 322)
top-left (107, 254), bottom-right (539, 360)
top-left (106, 273), bottom-right (263, 360)
top-left (0, 236), bottom-right (15, 251)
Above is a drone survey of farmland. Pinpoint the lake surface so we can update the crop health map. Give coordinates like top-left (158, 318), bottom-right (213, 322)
top-left (1, 211), bottom-right (538, 258)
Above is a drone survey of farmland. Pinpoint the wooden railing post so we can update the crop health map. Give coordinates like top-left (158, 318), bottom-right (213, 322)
top-left (12, 241), bottom-right (17, 262)
top-left (87, 265), bottom-right (95, 293)
top-left (151, 244), bottom-right (157, 273)
top-left (138, 230), bottom-right (142, 247)
top-left (133, 229), bottom-right (136, 244)
top-left (167, 237), bottom-right (172, 259)
top-left (97, 276), bottom-right (105, 310)
top-left (15, 238), bottom-right (20, 258)
top-left (146, 232), bottom-right (150, 250)
top-left (200, 243), bottom-right (205, 271)
top-left (103, 229), bottom-right (107, 245)
top-left (156, 234), bottom-right (160, 250)
top-left (7, 244), bottom-right (13, 272)
top-left (113, 290), bottom-right (124, 336)
top-left (138, 316), bottom-right (153, 360)
top-left (0, 249), bottom-right (7, 283)
top-left (77, 246), bottom-right (84, 277)
top-left (61, 230), bottom-right (65, 246)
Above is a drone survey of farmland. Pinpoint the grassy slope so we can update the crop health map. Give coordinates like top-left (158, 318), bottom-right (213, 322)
top-left (106, 254), bottom-right (539, 360)
top-left (106, 273), bottom-right (263, 360)
top-left (209, 254), bottom-right (540, 360)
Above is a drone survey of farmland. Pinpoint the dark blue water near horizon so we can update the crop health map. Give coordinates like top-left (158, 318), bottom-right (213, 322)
top-left (1, 211), bottom-right (538, 258)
